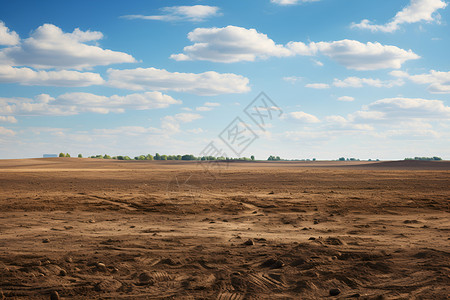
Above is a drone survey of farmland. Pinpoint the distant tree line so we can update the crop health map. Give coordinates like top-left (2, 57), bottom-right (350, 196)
top-left (338, 157), bottom-right (380, 161)
top-left (81, 153), bottom-right (257, 161)
top-left (404, 156), bottom-right (442, 161)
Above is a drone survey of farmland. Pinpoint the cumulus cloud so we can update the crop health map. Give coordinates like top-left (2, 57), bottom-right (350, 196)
top-left (344, 98), bottom-right (450, 124)
top-left (0, 65), bottom-right (104, 86)
top-left (1, 24), bottom-right (135, 70)
top-left (390, 70), bottom-right (450, 93)
top-left (122, 5), bottom-right (221, 22)
top-left (0, 92), bottom-right (181, 116)
top-left (170, 26), bottom-right (293, 63)
top-left (271, 0), bottom-right (320, 5)
top-left (314, 40), bottom-right (419, 70)
top-left (284, 111), bottom-right (320, 123)
top-left (0, 116), bottom-right (17, 123)
top-left (171, 26), bottom-right (419, 70)
top-left (305, 83), bottom-right (330, 89)
top-left (333, 76), bottom-right (404, 88)
top-left (365, 97), bottom-right (450, 119)
top-left (352, 0), bottom-right (447, 32)
top-left (0, 21), bottom-right (19, 46)
top-left (107, 67), bottom-right (250, 96)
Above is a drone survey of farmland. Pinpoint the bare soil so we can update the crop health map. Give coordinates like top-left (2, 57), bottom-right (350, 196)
top-left (0, 158), bottom-right (449, 299)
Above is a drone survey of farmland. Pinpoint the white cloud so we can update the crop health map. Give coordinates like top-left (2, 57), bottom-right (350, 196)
top-left (122, 5), bottom-right (221, 22)
top-left (107, 67), bottom-right (250, 96)
top-left (196, 106), bottom-right (213, 111)
top-left (284, 111), bottom-right (320, 123)
top-left (314, 40), bottom-right (419, 70)
top-left (325, 115), bottom-right (375, 131)
top-left (349, 110), bottom-right (386, 122)
top-left (312, 59), bottom-right (324, 66)
top-left (337, 96), bottom-right (355, 102)
top-left (271, 0), bottom-right (320, 5)
top-left (171, 26), bottom-right (419, 70)
top-left (333, 76), bottom-right (404, 88)
top-left (0, 21), bottom-right (19, 46)
top-left (0, 126), bottom-right (15, 136)
top-left (161, 113), bottom-right (202, 133)
top-left (0, 92), bottom-right (181, 116)
top-left (1, 24), bottom-right (135, 70)
top-left (365, 97), bottom-right (450, 119)
top-left (170, 26), bottom-right (293, 63)
top-left (352, 0), bottom-right (447, 32)
top-left (305, 83), bottom-right (330, 89)
top-left (187, 128), bottom-right (204, 134)
top-left (194, 101), bottom-right (220, 112)
top-left (204, 102), bottom-right (220, 107)
top-left (0, 116), bottom-right (17, 123)
top-left (283, 76), bottom-right (303, 83)
top-left (390, 70), bottom-right (450, 93)
top-left (0, 65), bottom-right (104, 87)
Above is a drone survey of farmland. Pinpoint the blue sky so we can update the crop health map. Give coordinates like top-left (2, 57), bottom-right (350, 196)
top-left (0, 0), bottom-right (449, 160)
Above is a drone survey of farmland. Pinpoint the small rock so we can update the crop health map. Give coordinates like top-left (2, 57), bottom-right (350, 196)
top-left (130, 225), bottom-right (135, 228)
top-left (50, 291), bottom-right (60, 300)
top-left (89, 219), bottom-right (95, 223)
top-left (302, 227), bottom-right (309, 230)
top-left (242, 239), bottom-right (254, 246)
top-left (349, 293), bottom-right (361, 298)
top-left (94, 279), bottom-right (122, 292)
top-left (268, 191), bottom-right (275, 194)
top-left (308, 237), bottom-right (316, 240)
top-left (313, 220), bottom-right (319, 224)
top-left (138, 272), bottom-right (153, 284)
top-left (96, 262), bottom-right (107, 272)
top-left (42, 238), bottom-right (50, 243)
top-left (59, 269), bottom-right (67, 276)
top-left (329, 288), bottom-right (341, 296)
top-left (65, 257), bottom-right (73, 263)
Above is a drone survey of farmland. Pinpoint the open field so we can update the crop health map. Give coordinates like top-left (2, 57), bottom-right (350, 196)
top-left (0, 158), bottom-right (449, 299)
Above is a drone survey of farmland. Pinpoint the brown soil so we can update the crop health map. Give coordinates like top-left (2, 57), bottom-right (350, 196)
top-left (0, 158), bottom-right (449, 299)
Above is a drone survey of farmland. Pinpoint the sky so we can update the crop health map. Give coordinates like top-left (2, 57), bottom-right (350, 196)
top-left (0, 0), bottom-right (449, 160)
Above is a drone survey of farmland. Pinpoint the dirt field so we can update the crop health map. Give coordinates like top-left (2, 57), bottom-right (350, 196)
top-left (0, 158), bottom-right (449, 299)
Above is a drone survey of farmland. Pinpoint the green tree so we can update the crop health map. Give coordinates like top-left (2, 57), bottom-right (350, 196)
top-left (103, 154), bottom-right (111, 159)
top-left (161, 155), bottom-right (168, 160)
top-left (78, 154), bottom-right (82, 158)
top-left (154, 153), bottom-right (161, 160)
top-left (65, 153), bottom-right (71, 158)
top-left (146, 154), bottom-right (153, 160)
top-left (59, 153), bottom-right (65, 157)
top-left (251, 155), bottom-right (255, 161)
top-left (181, 154), bottom-right (196, 160)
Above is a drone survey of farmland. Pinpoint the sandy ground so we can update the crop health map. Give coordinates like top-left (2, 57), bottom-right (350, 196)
top-left (0, 158), bottom-right (449, 299)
